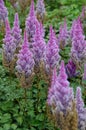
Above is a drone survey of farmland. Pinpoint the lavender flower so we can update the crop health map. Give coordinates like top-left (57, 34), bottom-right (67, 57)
top-left (16, 30), bottom-right (34, 77)
top-left (58, 20), bottom-right (68, 49)
top-left (66, 59), bottom-right (78, 78)
top-left (36, 0), bottom-right (45, 23)
top-left (76, 87), bottom-right (86, 130)
top-left (46, 26), bottom-right (60, 72)
top-left (71, 18), bottom-right (86, 66)
top-left (12, 13), bottom-right (22, 48)
top-left (47, 61), bottom-right (74, 112)
top-left (80, 6), bottom-right (86, 20)
top-left (3, 18), bottom-right (16, 63)
top-left (25, 0), bottom-right (38, 43)
top-left (33, 22), bottom-right (46, 65)
top-left (0, 0), bottom-right (8, 22)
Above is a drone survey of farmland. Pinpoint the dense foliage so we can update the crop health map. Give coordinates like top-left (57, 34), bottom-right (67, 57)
top-left (0, 0), bottom-right (86, 130)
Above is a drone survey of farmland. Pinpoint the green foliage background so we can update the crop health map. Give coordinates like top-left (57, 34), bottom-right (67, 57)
top-left (0, 0), bottom-right (86, 130)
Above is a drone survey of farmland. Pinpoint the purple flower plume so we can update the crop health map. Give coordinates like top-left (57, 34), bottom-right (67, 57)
top-left (12, 13), bottom-right (22, 48)
top-left (33, 21), bottom-right (46, 65)
top-left (46, 26), bottom-right (60, 72)
top-left (66, 59), bottom-right (78, 78)
top-left (0, 0), bottom-right (8, 22)
top-left (3, 18), bottom-right (16, 63)
top-left (25, 0), bottom-right (39, 43)
top-left (71, 18), bottom-right (86, 65)
top-left (76, 87), bottom-right (86, 130)
top-left (16, 30), bottom-right (34, 77)
top-left (58, 20), bottom-right (68, 48)
top-left (47, 61), bottom-right (74, 112)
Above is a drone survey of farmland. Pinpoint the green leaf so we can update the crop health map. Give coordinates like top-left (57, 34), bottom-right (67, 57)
top-left (11, 124), bottom-right (17, 130)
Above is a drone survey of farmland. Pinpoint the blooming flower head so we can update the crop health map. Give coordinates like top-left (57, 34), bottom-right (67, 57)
top-left (76, 87), bottom-right (86, 130)
top-left (25, 0), bottom-right (39, 43)
top-left (80, 6), bottom-right (86, 20)
top-left (12, 13), bottom-right (22, 48)
top-left (58, 20), bottom-right (68, 48)
top-left (36, 0), bottom-right (45, 23)
top-left (66, 59), bottom-right (78, 78)
top-left (3, 18), bottom-right (16, 63)
top-left (71, 17), bottom-right (86, 66)
top-left (46, 26), bottom-right (60, 72)
top-left (0, 0), bottom-right (8, 22)
top-left (33, 21), bottom-right (46, 65)
top-left (47, 61), bottom-right (74, 112)
top-left (16, 30), bottom-right (34, 77)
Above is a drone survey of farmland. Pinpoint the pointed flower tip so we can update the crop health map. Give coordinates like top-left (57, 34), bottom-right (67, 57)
top-left (29, 0), bottom-right (35, 16)
top-left (15, 13), bottom-right (19, 21)
top-left (5, 18), bottom-right (11, 33)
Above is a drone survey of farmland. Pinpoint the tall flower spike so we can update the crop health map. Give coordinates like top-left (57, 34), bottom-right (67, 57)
top-left (76, 87), bottom-right (86, 130)
top-left (36, 0), bottom-right (45, 23)
top-left (46, 26), bottom-right (60, 73)
top-left (47, 60), bottom-right (74, 112)
top-left (0, 0), bottom-right (8, 22)
top-left (58, 20), bottom-right (68, 49)
top-left (3, 18), bottom-right (16, 71)
top-left (71, 17), bottom-right (86, 67)
top-left (25, 0), bottom-right (38, 43)
top-left (47, 68), bottom-right (58, 105)
top-left (33, 21), bottom-right (46, 65)
top-left (16, 30), bottom-right (34, 78)
top-left (12, 13), bottom-right (22, 48)
top-left (66, 59), bottom-right (78, 78)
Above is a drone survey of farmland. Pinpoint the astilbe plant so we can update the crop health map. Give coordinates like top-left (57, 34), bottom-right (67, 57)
top-left (33, 22), bottom-right (46, 65)
top-left (47, 61), bottom-right (78, 130)
top-left (80, 6), bottom-right (86, 20)
top-left (58, 20), bottom-right (68, 49)
top-left (0, 0), bottom-right (8, 33)
top-left (36, 0), bottom-right (45, 23)
top-left (0, 0), bottom-right (8, 22)
top-left (66, 59), bottom-right (78, 78)
top-left (16, 30), bottom-right (34, 88)
top-left (32, 22), bottom-right (47, 81)
top-left (71, 18), bottom-right (86, 70)
top-left (46, 26), bottom-right (60, 74)
top-left (3, 18), bottom-right (16, 73)
top-left (76, 87), bottom-right (86, 130)
top-left (12, 13), bottom-right (22, 52)
top-left (25, 0), bottom-right (39, 44)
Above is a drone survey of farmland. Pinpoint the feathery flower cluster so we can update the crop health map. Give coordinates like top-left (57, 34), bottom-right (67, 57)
top-left (71, 18), bottom-right (86, 66)
top-left (47, 61), bottom-right (78, 130)
top-left (80, 6), bottom-right (86, 20)
top-left (25, 0), bottom-right (38, 43)
top-left (76, 87), bottom-right (86, 130)
top-left (66, 59), bottom-right (78, 78)
top-left (46, 26), bottom-right (60, 73)
top-left (12, 13), bottom-right (22, 49)
top-left (47, 61), bottom-right (73, 111)
top-left (16, 30), bottom-right (34, 78)
top-left (58, 20), bottom-right (68, 49)
top-left (36, 0), bottom-right (45, 23)
top-left (0, 0), bottom-right (8, 22)
top-left (3, 19), bottom-right (16, 64)
top-left (33, 22), bottom-right (46, 65)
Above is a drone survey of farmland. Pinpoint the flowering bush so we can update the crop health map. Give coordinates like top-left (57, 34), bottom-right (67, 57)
top-left (0, 0), bottom-right (86, 130)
